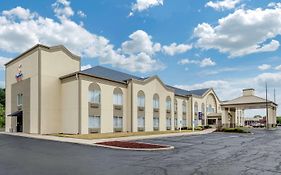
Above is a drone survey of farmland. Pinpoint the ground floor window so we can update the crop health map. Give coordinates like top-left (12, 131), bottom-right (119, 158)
top-left (138, 116), bottom-right (145, 131)
top-left (182, 118), bottom-right (187, 127)
top-left (153, 117), bottom-right (159, 130)
top-left (166, 117), bottom-right (171, 130)
top-left (113, 116), bottom-right (123, 132)
top-left (89, 116), bottom-right (100, 133)
top-left (174, 118), bottom-right (178, 129)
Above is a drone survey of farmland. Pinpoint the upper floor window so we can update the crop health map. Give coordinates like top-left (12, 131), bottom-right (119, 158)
top-left (153, 94), bottom-right (159, 109)
top-left (113, 88), bottom-right (123, 105)
top-left (207, 104), bottom-right (214, 113)
top-left (201, 103), bottom-right (205, 114)
top-left (89, 83), bottom-right (101, 104)
top-left (194, 102), bottom-right (199, 113)
top-left (17, 93), bottom-right (23, 106)
top-left (166, 96), bottom-right (171, 111)
top-left (174, 100), bottom-right (178, 112)
top-left (182, 101), bottom-right (186, 113)
top-left (138, 91), bottom-right (145, 107)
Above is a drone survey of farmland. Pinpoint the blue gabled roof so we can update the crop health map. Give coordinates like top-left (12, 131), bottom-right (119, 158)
top-left (80, 66), bottom-right (143, 82)
top-left (166, 85), bottom-right (210, 97)
top-left (187, 88), bottom-right (210, 96)
top-left (80, 66), bottom-right (210, 97)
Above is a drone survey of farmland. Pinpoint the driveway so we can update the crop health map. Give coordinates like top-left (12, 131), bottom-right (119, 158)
top-left (1, 128), bottom-right (281, 175)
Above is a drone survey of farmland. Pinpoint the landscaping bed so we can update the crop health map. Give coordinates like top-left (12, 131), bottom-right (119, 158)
top-left (96, 141), bottom-right (171, 150)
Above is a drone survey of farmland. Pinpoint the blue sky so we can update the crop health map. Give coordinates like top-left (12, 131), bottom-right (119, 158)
top-left (0, 0), bottom-right (281, 116)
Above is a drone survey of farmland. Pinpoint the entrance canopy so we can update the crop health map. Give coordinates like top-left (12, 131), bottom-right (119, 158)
top-left (7, 111), bottom-right (22, 117)
top-left (221, 88), bottom-right (278, 128)
top-left (221, 89), bottom-right (277, 109)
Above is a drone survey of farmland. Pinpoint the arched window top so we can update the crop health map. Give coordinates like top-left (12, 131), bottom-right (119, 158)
top-left (113, 88), bottom-right (123, 105)
top-left (201, 103), bottom-right (205, 113)
top-left (89, 82), bottom-right (101, 91)
top-left (166, 96), bottom-right (171, 110)
top-left (137, 90), bottom-right (145, 97)
top-left (138, 90), bottom-right (145, 107)
top-left (194, 101), bottom-right (199, 112)
top-left (89, 83), bottom-right (101, 104)
top-left (207, 93), bottom-right (217, 113)
top-left (153, 93), bottom-right (159, 109)
top-left (182, 100), bottom-right (186, 113)
top-left (113, 87), bottom-right (123, 95)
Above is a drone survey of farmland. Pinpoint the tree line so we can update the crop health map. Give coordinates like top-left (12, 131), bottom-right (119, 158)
top-left (0, 88), bottom-right (5, 128)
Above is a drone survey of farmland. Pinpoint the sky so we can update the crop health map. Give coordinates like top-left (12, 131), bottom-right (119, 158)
top-left (0, 0), bottom-right (281, 116)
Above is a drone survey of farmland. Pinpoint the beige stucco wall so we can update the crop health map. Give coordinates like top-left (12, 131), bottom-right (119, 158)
top-left (5, 50), bottom-right (39, 133)
top-left (80, 76), bottom-right (128, 134)
top-left (191, 90), bottom-right (221, 126)
top-left (40, 49), bottom-right (80, 134)
top-left (175, 96), bottom-right (188, 127)
top-left (131, 77), bottom-right (175, 132)
top-left (61, 78), bottom-right (79, 134)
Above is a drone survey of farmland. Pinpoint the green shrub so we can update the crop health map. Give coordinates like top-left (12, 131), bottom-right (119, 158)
top-left (203, 125), bottom-right (212, 129)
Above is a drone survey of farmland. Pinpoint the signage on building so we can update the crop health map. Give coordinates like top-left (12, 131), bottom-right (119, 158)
top-left (15, 64), bottom-right (23, 82)
top-left (198, 112), bottom-right (203, 120)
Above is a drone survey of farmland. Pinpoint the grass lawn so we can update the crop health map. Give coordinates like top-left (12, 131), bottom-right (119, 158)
top-left (50, 130), bottom-right (194, 140)
top-left (219, 127), bottom-right (250, 133)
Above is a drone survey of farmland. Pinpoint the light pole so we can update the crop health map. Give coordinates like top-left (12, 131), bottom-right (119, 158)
top-left (265, 82), bottom-right (269, 129)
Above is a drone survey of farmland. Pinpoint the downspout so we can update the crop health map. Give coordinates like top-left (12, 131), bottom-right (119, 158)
top-left (131, 80), bottom-right (133, 132)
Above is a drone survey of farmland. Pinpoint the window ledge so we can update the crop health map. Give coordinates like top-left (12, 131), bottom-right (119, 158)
top-left (89, 103), bottom-right (100, 108)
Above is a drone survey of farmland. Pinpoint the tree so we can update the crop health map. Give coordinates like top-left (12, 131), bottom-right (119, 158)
top-left (277, 117), bottom-right (281, 125)
top-left (0, 88), bottom-right (5, 107)
top-left (0, 104), bottom-right (4, 128)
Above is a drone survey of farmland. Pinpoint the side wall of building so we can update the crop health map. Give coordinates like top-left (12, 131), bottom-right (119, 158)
top-left (131, 78), bottom-right (175, 132)
top-left (5, 50), bottom-right (39, 133)
top-left (40, 49), bottom-right (80, 134)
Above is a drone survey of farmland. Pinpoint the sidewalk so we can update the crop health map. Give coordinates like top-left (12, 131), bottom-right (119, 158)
top-left (0, 129), bottom-right (216, 147)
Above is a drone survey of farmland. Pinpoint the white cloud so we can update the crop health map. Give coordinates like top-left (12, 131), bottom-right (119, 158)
top-left (77, 10), bottom-right (86, 18)
top-left (194, 6), bottom-right (281, 57)
top-left (275, 65), bottom-right (281, 71)
top-left (0, 57), bottom-right (11, 69)
top-left (0, 5), bottom-right (165, 73)
top-left (200, 67), bottom-right (238, 75)
top-left (121, 30), bottom-right (161, 55)
top-left (81, 64), bottom-right (92, 71)
top-left (162, 43), bottom-right (192, 56)
top-left (254, 72), bottom-right (281, 87)
top-left (178, 58), bottom-right (216, 67)
top-left (205, 0), bottom-right (241, 11)
top-left (52, 0), bottom-right (74, 20)
top-left (200, 58), bottom-right (216, 67)
top-left (258, 64), bottom-right (271, 71)
top-left (129, 0), bottom-right (163, 16)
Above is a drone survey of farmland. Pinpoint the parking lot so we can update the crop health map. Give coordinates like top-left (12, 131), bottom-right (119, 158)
top-left (1, 128), bottom-right (281, 175)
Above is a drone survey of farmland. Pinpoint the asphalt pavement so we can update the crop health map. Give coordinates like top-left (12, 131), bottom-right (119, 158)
top-left (1, 128), bottom-right (281, 175)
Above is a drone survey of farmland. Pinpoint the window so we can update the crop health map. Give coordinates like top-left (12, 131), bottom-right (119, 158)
top-left (113, 93), bottom-right (123, 105)
top-left (138, 116), bottom-right (145, 129)
top-left (89, 90), bottom-right (100, 104)
top-left (166, 118), bottom-right (171, 129)
top-left (113, 116), bottom-right (123, 129)
top-left (182, 119), bottom-right (187, 127)
top-left (174, 118), bottom-right (178, 128)
top-left (166, 97), bottom-right (171, 111)
top-left (194, 102), bottom-right (198, 113)
top-left (182, 102), bottom-right (186, 113)
top-left (153, 117), bottom-right (159, 129)
top-left (207, 104), bottom-right (214, 113)
top-left (138, 92), bottom-right (145, 107)
top-left (174, 100), bottom-right (178, 112)
top-left (17, 93), bottom-right (23, 106)
top-left (89, 83), bottom-right (101, 104)
top-left (153, 94), bottom-right (159, 109)
top-left (88, 116), bottom-right (100, 129)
